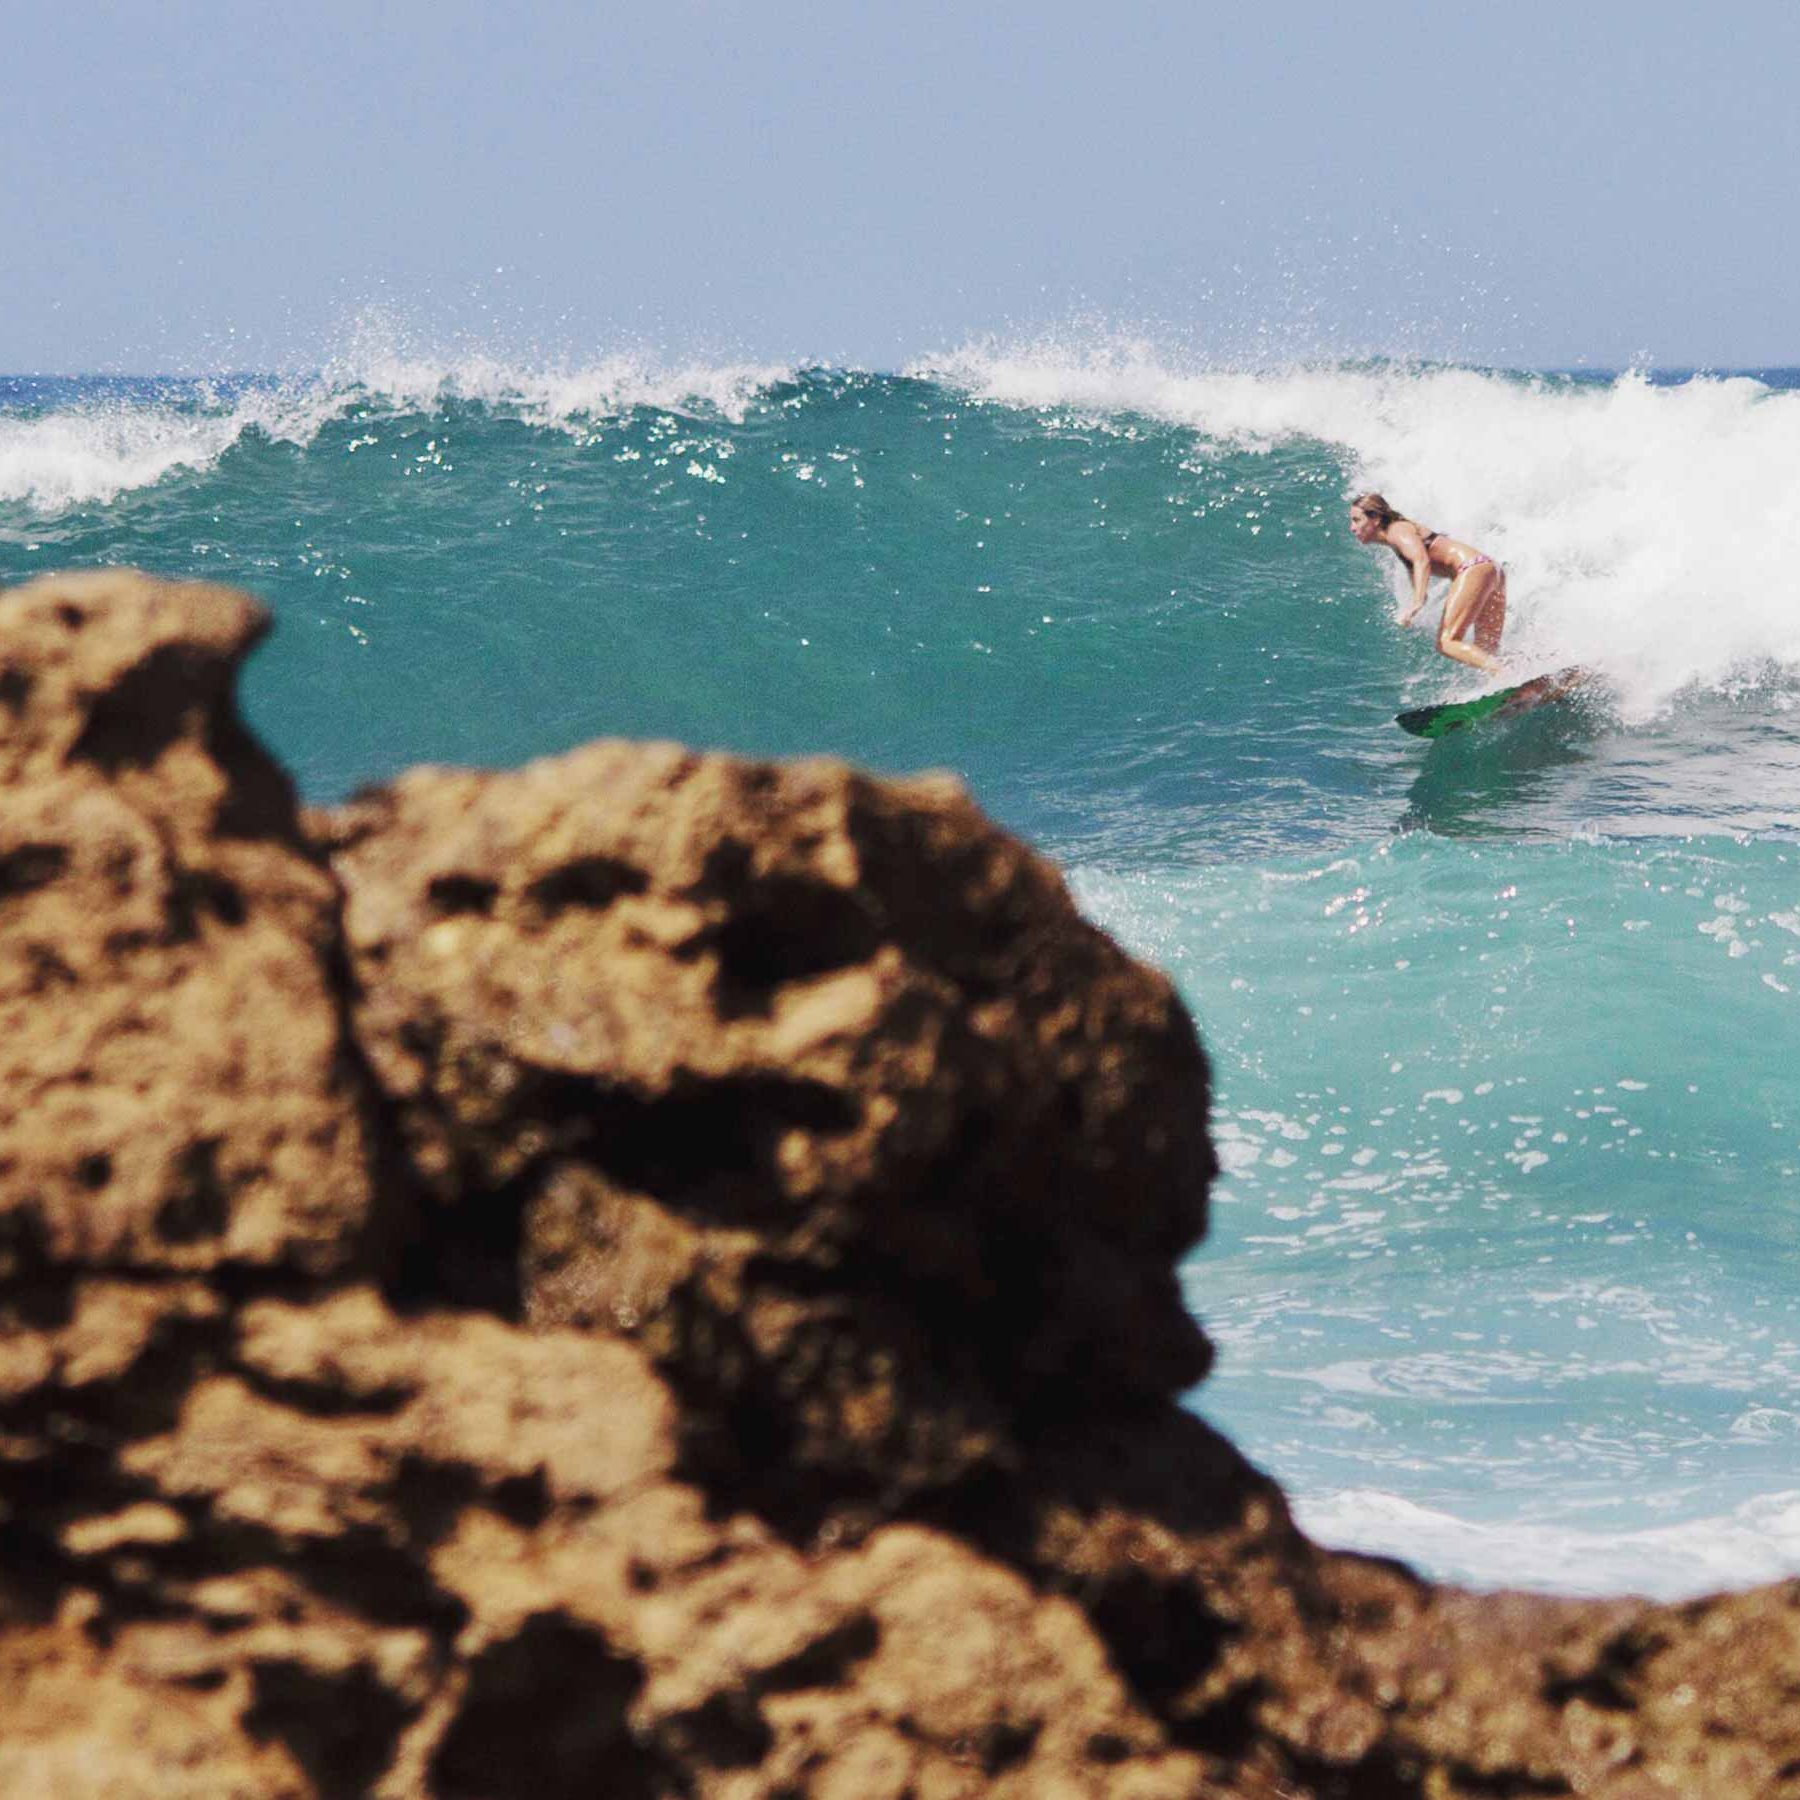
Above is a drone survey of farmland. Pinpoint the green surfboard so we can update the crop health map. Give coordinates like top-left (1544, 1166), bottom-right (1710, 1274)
top-left (1396, 667), bottom-right (1589, 739)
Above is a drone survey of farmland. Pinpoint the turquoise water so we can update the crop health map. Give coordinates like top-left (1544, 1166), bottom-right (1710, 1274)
top-left (5, 349), bottom-right (1799, 1595)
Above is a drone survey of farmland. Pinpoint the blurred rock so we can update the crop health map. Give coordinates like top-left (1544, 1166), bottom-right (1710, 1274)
top-left (0, 570), bottom-right (1796, 1798)
top-left (321, 741), bottom-right (1216, 1528)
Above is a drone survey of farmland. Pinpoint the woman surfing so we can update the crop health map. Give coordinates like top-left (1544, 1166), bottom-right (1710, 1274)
top-left (1349, 492), bottom-right (1506, 676)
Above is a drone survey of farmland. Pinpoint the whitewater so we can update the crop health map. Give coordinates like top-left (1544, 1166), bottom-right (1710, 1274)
top-left (4, 343), bottom-right (1798, 1600)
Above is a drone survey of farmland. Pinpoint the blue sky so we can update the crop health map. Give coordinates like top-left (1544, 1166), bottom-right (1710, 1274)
top-left (6, 0), bottom-right (1796, 371)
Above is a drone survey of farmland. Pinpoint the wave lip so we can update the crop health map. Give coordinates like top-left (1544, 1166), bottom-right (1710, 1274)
top-left (319, 335), bottom-right (796, 431)
top-left (0, 378), bottom-right (352, 515)
top-left (0, 346), bottom-right (799, 517)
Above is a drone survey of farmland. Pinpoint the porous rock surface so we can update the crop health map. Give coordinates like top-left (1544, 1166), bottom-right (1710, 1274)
top-left (0, 569), bottom-right (1795, 1798)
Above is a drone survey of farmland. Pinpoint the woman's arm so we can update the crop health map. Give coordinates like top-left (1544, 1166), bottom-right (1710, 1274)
top-left (1387, 522), bottom-right (1433, 623)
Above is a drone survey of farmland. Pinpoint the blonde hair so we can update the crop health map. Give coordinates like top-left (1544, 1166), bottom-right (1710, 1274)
top-left (1352, 492), bottom-right (1403, 529)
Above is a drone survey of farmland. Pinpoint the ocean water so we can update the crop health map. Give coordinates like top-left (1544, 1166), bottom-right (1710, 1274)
top-left (5, 344), bottom-right (1799, 1601)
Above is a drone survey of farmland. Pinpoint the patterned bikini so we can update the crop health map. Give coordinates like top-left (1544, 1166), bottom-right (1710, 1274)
top-left (1422, 530), bottom-right (1499, 578)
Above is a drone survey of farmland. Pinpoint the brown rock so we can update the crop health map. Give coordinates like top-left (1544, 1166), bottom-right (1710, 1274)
top-left (0, 571), bottom-right (389, 1278)
top-left (322, 744), bottom-right (1217, 1522)
top-left (2, 569), bottom-right (1800, 1799)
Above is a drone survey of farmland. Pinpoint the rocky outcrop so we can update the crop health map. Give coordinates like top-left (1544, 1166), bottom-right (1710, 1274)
top-left (318, 737), bottom-right (1216, 1529)
top-left (1, 569), bottom-right (1797, 1798)
top-left (0, 571), bottom-right (386, 1277)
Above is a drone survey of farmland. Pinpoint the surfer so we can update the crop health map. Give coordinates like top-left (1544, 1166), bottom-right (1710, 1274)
top-left (1349, 493), bottom-right (1506, 675)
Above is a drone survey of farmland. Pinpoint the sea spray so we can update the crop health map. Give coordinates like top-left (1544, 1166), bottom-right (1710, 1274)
top-left (922, 341), bottom-right (1800, 713)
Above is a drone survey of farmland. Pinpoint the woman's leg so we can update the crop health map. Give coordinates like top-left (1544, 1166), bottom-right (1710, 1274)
top-left (1438, 564), bottom-right (1506, 673)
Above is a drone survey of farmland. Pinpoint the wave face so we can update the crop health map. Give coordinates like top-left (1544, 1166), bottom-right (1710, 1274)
top-left (6, 348), bottom-right (1800, 1596)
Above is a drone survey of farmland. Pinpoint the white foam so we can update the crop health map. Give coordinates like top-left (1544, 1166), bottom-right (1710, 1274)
top-left (322, 312), bottom-right (792, 430)
top-left (335, 349), bottom-right (789, 430)
top-left (1294, 1485), bottom-right (1800, 1599)
top-left (0, 380), bottom-right (350, 513)
top-left (917, 337), bottom-right (1800, 717)
top-left (0, 317), bottom-right (795, 515)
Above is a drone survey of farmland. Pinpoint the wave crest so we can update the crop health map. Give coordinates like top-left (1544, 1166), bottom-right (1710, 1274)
top-left (0, 378), bottom-right (348, 514)
top-left (0, 341), bottom-right (795, 517)
top-left (918, 335), bottom-right (1800, 712)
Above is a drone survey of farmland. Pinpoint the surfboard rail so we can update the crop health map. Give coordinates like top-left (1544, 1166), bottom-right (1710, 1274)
top-left (1396, 666), bottom-right (1590, 739)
